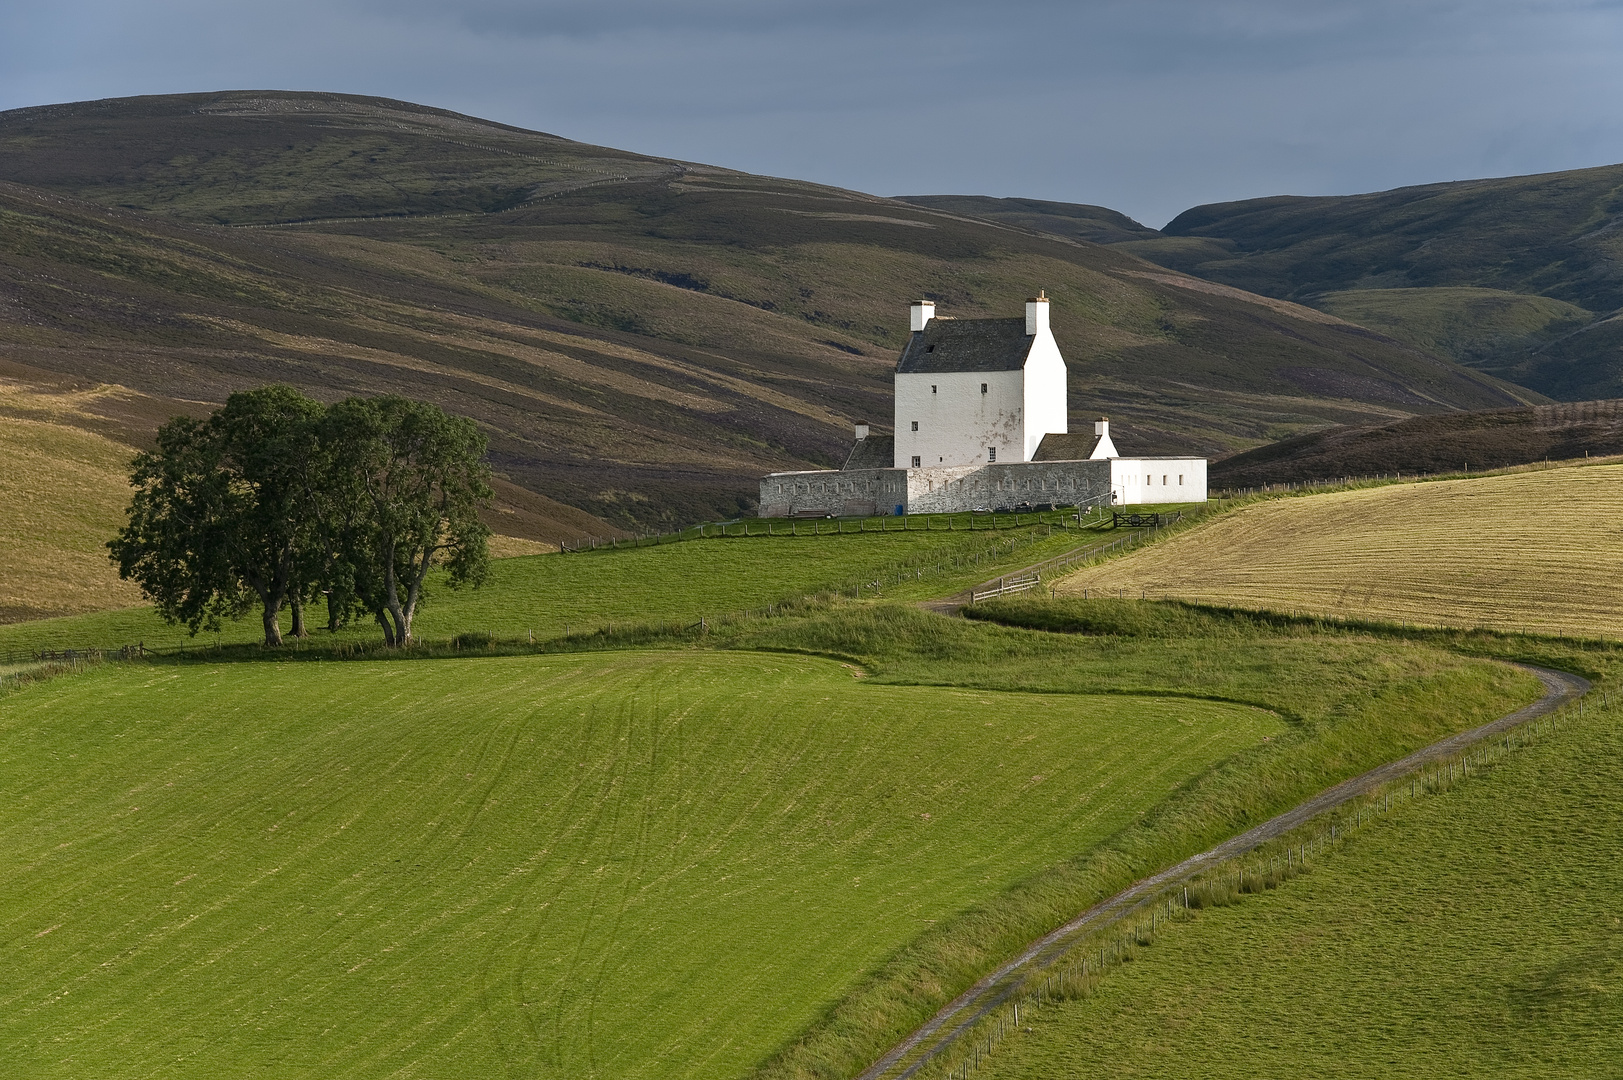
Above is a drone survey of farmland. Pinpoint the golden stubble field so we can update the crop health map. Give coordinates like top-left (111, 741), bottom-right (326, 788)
top-left (0, 401), bottom-right (143, 623)
top-left (1058, 463), bottom-right (1623, 635)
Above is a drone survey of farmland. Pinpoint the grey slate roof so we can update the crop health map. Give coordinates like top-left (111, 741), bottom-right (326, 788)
top-left (895, 317), bottom-right (1034, 374)
top-left (1032, 433), bottom-right (1100, 461)
top-left (842, 434), bottom-right (895, 471)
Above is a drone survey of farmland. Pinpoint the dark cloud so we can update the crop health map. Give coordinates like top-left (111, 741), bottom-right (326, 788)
top-left (3, 1), bottom-right (1622, 225)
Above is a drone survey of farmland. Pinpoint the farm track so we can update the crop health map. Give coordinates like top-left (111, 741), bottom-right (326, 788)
top-left (857, 663), bottom-right (1589, 1080)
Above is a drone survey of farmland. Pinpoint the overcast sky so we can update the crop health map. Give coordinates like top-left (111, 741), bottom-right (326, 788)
top-left (4, 0), bottom-right (1623, 226)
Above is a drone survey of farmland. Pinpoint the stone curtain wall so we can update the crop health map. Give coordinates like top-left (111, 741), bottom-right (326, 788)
top-left (759, 468), bottom-right (908, 517)
top-left (907, 460), bottom-right (1111, 514)
top-left (759, 460), bottom-right (1112, 517)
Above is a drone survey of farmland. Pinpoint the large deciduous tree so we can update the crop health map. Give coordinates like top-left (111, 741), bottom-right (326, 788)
top-left (110, 387), bottom-right (492, 648)
top-left (109, 385), bottom-right (326, 646)
top-left (321, 395), bottom-right (492, 647)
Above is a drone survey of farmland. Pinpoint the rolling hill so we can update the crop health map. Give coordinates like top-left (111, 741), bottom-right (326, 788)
top-left (0, 91), bottom-right (1539, 528)
top-left (1209, 398), bottom-right (1623, 488)
top-left (1076, 164), bottom-right (1623, 402)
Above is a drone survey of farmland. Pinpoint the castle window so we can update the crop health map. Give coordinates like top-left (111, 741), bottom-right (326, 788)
top-left (1162, 475), bottom-right (1168, 485)
top-left (988, 447), bottom-right (996, 462)
top-left (931, 385), bottom-right (937, 394)
top-left (981, 383), bottom-right (988, 394)
top-left (1179, 474), bottom-right (1184, 485)
top-left (911, 455), bottom-right (921, 467)
top-left (911, 421), bottom-right (919, 431)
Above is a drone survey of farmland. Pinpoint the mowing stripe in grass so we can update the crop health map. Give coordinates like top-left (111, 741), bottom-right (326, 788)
top-left (0, 650), bottom-right (1277, 1080)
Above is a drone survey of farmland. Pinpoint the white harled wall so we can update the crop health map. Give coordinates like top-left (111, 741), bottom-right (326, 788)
top-left (1109, 458), bottom-right (1208, 504)
top-left (1020, 310), bottom-right (1068, 461)
top-left (894, 369), bottom-right (1024, 468)
top-left (893, 298), bottom-right (1069, 468)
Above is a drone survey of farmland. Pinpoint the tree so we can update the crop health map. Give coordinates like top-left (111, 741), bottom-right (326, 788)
top-left (109, 386), bottom-right (326, 647)
top-left (321, 395), bottom-right (492, 646)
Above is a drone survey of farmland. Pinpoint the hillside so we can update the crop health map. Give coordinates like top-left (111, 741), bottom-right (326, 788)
top-left (895, 195), bottom-right (1162, 244)
top-left (0, 362), bottom-right (620, 625)
top-left (1113, 164), bottom-right (1623, 400)
top-left (0, 92), bottom-right (1538, 528)
top-left (1056, 462), bottom-right (1623, 635)
top-left (1210, 399), bottom-right (1623, 488)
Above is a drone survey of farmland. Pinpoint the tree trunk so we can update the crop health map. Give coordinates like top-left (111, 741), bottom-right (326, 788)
top-left (290, 595), bottom-right (307, 638)
top-left (327, 594), bottom-right (342, 633)
top-left (261, 602), bottom-right (284, 647)
top-left (374, 608), bottom-right (396, 647)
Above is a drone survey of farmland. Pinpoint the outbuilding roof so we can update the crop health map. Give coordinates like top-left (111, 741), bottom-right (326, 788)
top-left (842, 434), bottom-right (895, 471)
top-left (895, 317), bottom-right (1033, 374)
top-left (1032, 433), bottom-right (1101, 461)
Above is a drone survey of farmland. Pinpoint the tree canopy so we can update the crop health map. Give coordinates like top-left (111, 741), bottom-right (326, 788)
top-left (110, 386), bottom-right (492, 646)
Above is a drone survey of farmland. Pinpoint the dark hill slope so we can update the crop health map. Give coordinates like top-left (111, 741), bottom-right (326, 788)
top-left (1209, 399), bottom-right (1623, 488)
top-left (1114, 163), bottom-right (1623, 400)
top-left (0, 92), bottom-right (1536, 526)
top-left (896, 195), bottom-right (1161, 244)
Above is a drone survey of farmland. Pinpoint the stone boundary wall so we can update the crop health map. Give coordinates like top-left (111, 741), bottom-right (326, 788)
top-left (759, 459), bottom-right (1113, 517)
top-left (759, 468), bottom-right (908, 518)
top-left (906, 459), bottom-right (1110, 514)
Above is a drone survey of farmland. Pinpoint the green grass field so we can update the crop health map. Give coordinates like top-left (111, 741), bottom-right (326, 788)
top-left (0, 521), bottom-right (1096, 653)
top-left (975, 690), bottom-right (1623, 1079)
top-left (0, 650), bottom-right (1281, 1079)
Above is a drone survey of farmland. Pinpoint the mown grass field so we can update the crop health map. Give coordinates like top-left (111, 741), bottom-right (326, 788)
top-left (975, 683), bottom-right (1623, 1079)
top-left (1056, 463), bottom-right (1623, 636)
top-left (0, 650), bottom-right (1281, 1079)
top-left (0, 521), bottom-right (1094, 653)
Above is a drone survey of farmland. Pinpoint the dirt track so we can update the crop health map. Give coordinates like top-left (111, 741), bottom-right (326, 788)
top-left (857, 663), bottom-right (1589, 1080)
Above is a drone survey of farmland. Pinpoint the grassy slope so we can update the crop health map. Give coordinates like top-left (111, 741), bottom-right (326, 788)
top-left (0, 604), bottom-right (1542, 1080)
top-left (0, 520), bottom-right (1095, 651)
top-left (1209, 400), bottom-right (1623, 487)
top-left (976, 690), bottom-right (1623, 1080)
top-left (1057, 462), bottom-right (1623, 635)
top-left (717, 603), bottom-right (1541, 1080)
top-left (0, 650), bottom-right (1279, 1079)
top-left (0, 92), bottom-right (1534, 527)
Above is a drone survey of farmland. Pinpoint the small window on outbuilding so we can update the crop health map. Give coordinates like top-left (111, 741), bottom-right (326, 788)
top-left (987, 447), bottom-right (996, 462)
top-left (911, 421), bottom-right (919, 431)
top-left (931, 384), bottom-right (937, 394)
top-left (981, 383), bottom-right (988, 394)
top-left (1179, 474), bottom-right (1185, 485)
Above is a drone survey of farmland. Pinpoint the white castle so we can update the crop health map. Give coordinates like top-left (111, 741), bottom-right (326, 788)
top-left (760, 294), bottom-right (1207, 517)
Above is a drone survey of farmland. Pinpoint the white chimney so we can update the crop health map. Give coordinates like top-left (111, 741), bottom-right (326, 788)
top-left (854, 422), bottom-right (869, 440)
top-left (910, 300), bottom-right (936, 332)
top-left (1089, 417), bottom-right (1119, 459)
top-left (1025, 290), bottom-right (1050, 336)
